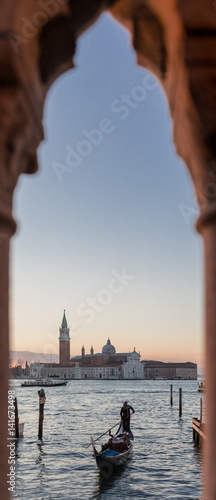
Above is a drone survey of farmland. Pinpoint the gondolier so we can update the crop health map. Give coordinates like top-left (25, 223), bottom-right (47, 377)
top-left (89, 405), bottom-right (135, 474)
top-left (120, 401), bottom-right (135, 432)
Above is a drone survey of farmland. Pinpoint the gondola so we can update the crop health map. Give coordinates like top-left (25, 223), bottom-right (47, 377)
top-left (91, 423), bottom-right (134, 475)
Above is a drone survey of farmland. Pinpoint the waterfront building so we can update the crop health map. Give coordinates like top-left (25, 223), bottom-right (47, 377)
top-left (142, 360), bottom-right (197, 380)
top-left (122, 349), bottom-right (144, 379)
top-left (30, 362), bottom-right (44, 378)
top-left (29, 312), bottom-right (197, 380)
top-left (29, 311), bottom-right (144, 379)
top-left (70, 338), bottom-right (144, 379)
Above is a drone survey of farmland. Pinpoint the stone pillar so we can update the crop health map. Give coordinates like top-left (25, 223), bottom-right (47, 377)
top-left (1, 1), bottom-right (216, 499)
top-left (0, 236), bottom-right (10, 500)
top-left (0, 3), bottom-right (117, 498)
top-left (109, 2), bottom-right (216, 499)
top-left (176, 2), bottom-right (216, 498)
top-left (197, 207), bottom-right (216, 499)
top-left (0, 85), bottom-right (41, 500)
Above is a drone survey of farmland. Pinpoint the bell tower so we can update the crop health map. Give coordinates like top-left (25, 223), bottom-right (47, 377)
top-left (59, 310), bottom-right (70, 364)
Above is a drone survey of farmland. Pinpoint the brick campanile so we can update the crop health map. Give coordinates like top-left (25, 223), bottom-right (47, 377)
top-left (59, 310), bottom-right (70, 364)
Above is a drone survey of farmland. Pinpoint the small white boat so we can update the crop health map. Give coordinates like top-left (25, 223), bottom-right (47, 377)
top-left (198, 381), bottom-right (205, 392)
top-left (21, 378), bottom-right (67, 387)
top-left (91, 423), bottom-right (133, 476)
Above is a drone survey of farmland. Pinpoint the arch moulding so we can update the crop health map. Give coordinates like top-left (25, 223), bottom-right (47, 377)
top-left (0, 1), bottom-right (216, 498)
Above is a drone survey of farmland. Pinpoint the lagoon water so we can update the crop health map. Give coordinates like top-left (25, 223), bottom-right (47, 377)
top-left (11, 379), bottom-right (202, 500)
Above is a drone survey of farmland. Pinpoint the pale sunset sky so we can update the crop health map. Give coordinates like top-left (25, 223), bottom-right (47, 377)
top-left (10, 14), bottom-right (204, 368)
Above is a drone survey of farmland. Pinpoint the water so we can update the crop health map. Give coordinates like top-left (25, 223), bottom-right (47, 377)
top-left (11, 379), bottom-right (203, 499)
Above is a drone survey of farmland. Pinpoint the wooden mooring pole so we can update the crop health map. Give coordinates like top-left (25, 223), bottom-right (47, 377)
top-left (170, 384), bottom-right (173, 406)
top-left (192, 417), bottom-right (206, 446)
top-left (179, 388), bottom-right (182, 417)
top-left (38, 389), bottom-right (46, 439)
top-left (14, 397), bottom-right (19, 439)
top-left (200, 397), bottom-right (203, 425)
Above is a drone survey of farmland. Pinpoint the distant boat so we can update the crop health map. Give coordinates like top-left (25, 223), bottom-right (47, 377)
top-left (91, 423), bottom-right (133, 474)
top-left (198, 381), bottom-right (205, 392)
top-left (21, 378), bottom-right (67, 387)
top-left (153, 376), bottom-right (167, 380)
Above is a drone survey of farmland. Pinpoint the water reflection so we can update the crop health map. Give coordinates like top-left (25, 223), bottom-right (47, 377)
top-left (12, 379), bottom-right (203, 499)
top-left (93, 465), bottom-right (126, 499)
top-left (192, 445), bottom-right (202, 464)
top-left (36, 442), bottom-right (46, 481)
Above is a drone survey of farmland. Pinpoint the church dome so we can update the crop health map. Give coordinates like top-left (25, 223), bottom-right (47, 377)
top-left (102, 338), bottom-right (116, 355)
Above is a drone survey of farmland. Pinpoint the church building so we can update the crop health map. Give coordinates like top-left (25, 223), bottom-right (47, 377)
top-left (30, 310), bottom-right (144, 379)
top-left (29, 311), bottom-right (197, 380)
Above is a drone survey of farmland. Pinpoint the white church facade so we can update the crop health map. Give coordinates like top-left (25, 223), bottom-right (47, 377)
top-left (30, 311), bottom-right (144, 380)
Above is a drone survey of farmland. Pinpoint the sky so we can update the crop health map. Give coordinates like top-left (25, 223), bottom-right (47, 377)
top-left (10, 13), bottom-right (204, 369)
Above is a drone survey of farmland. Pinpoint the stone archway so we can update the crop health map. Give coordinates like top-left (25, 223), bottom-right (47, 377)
top-left (1, 1), bottom-right (216, 498)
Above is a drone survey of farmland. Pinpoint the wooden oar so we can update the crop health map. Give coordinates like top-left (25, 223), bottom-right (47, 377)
top-left (85, 413), bottom-right (133, 449)
top-left (85, 420), bottom-right (122, 449)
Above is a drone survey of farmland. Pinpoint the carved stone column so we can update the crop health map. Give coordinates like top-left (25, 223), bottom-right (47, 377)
top-left (0, 84), bottom-right (43, 500)
top-left (178, 4), bottom-right (216, 496)
top-left (1, 0), bottom-right (216, 499)
top-left (175, 3), bottom-right (216, 498)
top-left (110, 2), bottom-right (216, 498)
top-left (0, 1), bottom-right (116, 498)
top-left (0, 234), bottom-right (10, 500)
top-left (197, 213), bottom-right (216, 499)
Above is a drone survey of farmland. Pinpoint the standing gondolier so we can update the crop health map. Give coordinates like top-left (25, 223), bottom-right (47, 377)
top-left (120, 401), bottom-right (135, 432)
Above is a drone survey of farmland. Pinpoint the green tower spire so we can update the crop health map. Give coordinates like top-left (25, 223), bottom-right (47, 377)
top-left (62, 309), bottom-right (68, 328)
